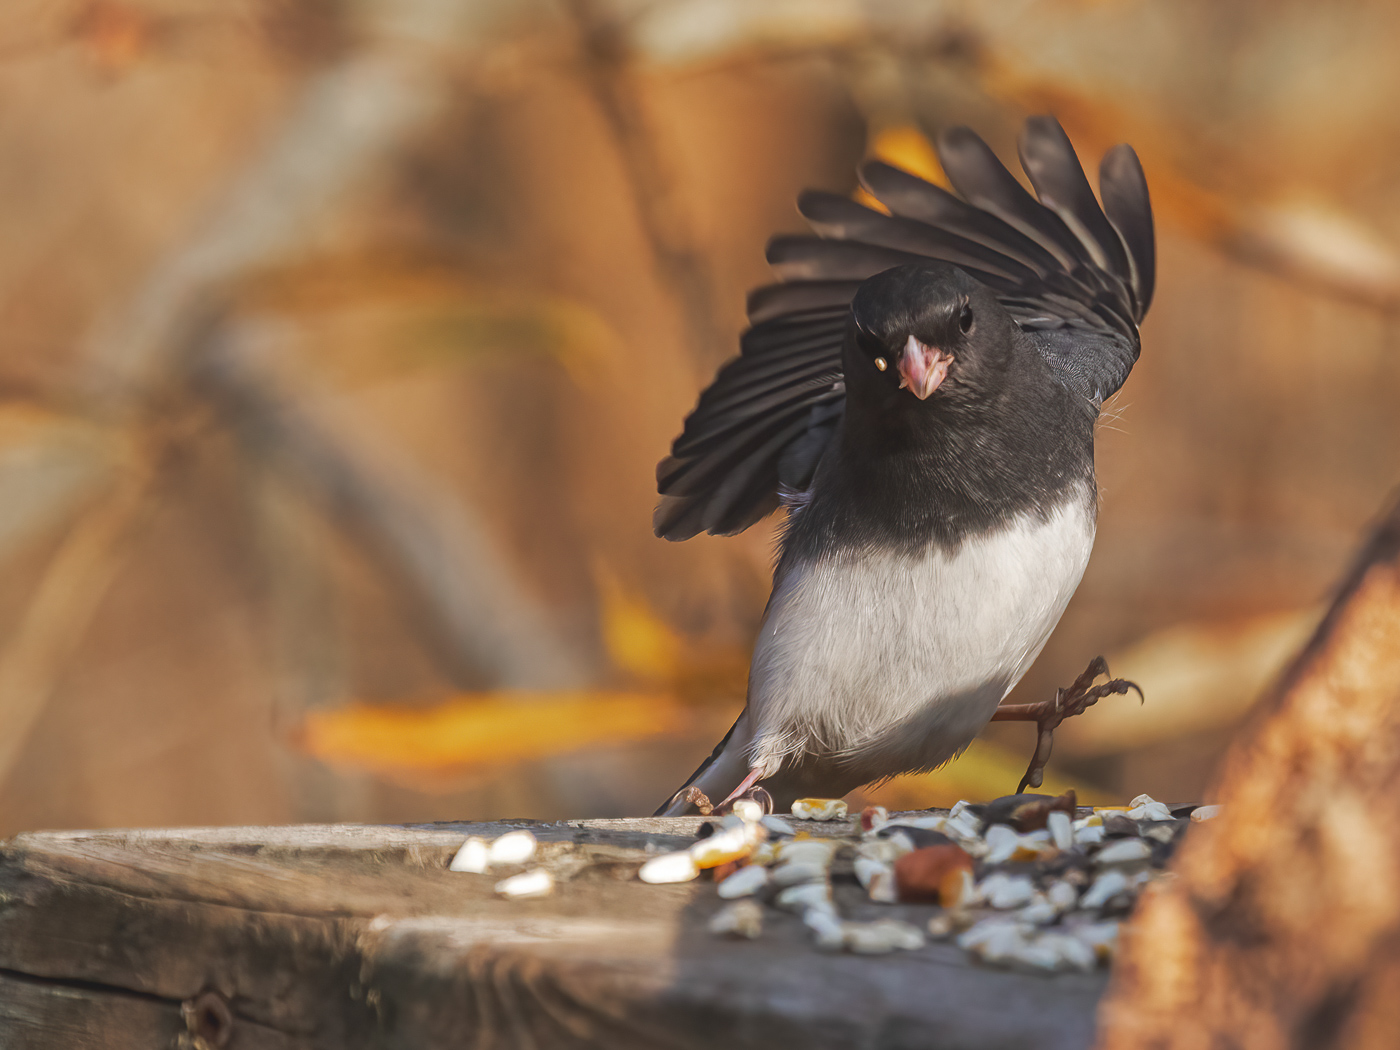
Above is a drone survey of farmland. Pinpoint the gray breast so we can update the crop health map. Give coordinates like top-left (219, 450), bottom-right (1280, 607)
top-left (744, 489), bottom-right (1096, 782)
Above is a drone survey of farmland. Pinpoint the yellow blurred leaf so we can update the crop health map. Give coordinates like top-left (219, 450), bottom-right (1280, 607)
top-left (240, 253), bottom-right (620, 386)
top-left (854, 125), bottom-right (948, 212)
top-left (592, 566), bottom-right (751, 701)
top-left (852, 738), bottom-right (1113, 810)
top-left (596, 568), bottom-right (684, 682)
top-left (297, 691), bottom-right (692, 792)
top-left (870, 125), bottom-right (949, 186)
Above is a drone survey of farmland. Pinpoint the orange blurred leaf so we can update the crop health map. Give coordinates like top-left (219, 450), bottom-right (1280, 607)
top-left (296, 691), bottom-right (692, 791)
top-left (71, 1), bottom-right (151, 73)
top-left (852, 738), bottom-right (1112, 810)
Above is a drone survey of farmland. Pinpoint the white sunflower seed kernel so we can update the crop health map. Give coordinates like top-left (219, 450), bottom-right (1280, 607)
top-left (1075, 824), bottom-right (1107, 846)
top-left (717, 864), bottom-right (769, 899)
top-left (983, 873), bottom-right (1037, 909)
top-left (760, 815), bottom-right (795, 837)
top-left (1143, 822), bottom-right (1178, 844)
top-left (777, 839), bottom-right (836, 866)
top-left (494, 869), bottom-right (554, 899)
top-left (1047, 811), bottom-right (1074, 851)
top-left (1017, 893), bottom-right (1059, 925)
top-left (639, 851), bottom-right (699, 884)
top-left (803, 907), bottom-right (846, 950)
top-left (1095, 839), bottom-right (1152, 865)
top-left (790, 798), bottom-right (848, 821)
top-left (770, 861), bottom-right (828, 888)
top-left (730, 799), bottom-right (765, 824)
top-left (709, 900), bottom-right (764, 939)
top-left (843, 919), bottom-right (926, 954)
top-left (691, 824), bottom-right (764, 868)
top-left (853, 855), bottom-right (889, 889)
top-left (984, 824), bottom-right (1020, 864)
top-left (775, 881), bottom-right (832, 913)
top-left (1073, 920), bottom-right (1121, 960)
top-left (1080, 870), bottom-right (1129, 909)
top-left (448, 837), bottom-right (489, 873)
top-left (867, 866), bottom-right (899, 903)
top-left (856, 837), bottom-right (908, 865)
top-left (487, 830), bottom-right (537, 867)
top-left (1047, 879), bottom-right (1080, 911)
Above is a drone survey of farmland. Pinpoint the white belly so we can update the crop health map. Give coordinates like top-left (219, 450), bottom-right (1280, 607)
top-left (747, 492), bottom-right (1096, 780)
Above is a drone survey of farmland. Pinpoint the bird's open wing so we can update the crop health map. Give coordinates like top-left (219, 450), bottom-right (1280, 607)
top-left (654, 116), bottom-right (1154, 541)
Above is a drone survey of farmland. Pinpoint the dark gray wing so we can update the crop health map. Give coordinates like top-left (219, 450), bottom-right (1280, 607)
top-left (654, 115), bottom-right (1154, 541)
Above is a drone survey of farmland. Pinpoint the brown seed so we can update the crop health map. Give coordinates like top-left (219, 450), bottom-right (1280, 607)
top-left (711, 860), bottom-right (741, 882)
top-left (860, 805), bottom-right (889, 832)
top-left (979, 790), bottom-right (1077, 832)
top-left (1102, 814), bottom-right (1141, 838)
top-left (893, 844), bottom-right (974, 904)
top-left (1012, 790), bottom-right (1078, 832)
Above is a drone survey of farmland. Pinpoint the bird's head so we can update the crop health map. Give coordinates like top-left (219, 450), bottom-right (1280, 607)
top-left (848, 264), bottom-right (1014, 409)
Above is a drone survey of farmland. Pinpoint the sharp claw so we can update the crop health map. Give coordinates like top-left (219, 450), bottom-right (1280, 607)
top-left (1005, 657), bottom-right (1146, 795)
top-left (743, 786), bottom-right (774, 815)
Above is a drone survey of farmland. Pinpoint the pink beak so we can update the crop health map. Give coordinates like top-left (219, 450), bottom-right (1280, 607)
top-left (897, 335), bottom-right (953, 400)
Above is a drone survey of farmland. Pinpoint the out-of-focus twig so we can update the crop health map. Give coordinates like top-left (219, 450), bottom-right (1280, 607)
top-left (620, 0), bottom-right (1400, 312)
top-left (0, 451), bottom-right (159, 786)
top-left (62, 0), bottom-right (589, 697)
top-left (196, 320), bottom-right (587, 691)
top-left (79, 0), bottom-right (492, 410)
top-left (565, 0), bottom-right (727, 368)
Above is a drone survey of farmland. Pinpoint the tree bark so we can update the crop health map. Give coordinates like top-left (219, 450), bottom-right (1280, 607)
top-left (1098, 493), bottom-right (1400, 1049)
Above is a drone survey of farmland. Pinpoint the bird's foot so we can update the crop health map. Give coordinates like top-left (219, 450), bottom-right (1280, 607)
top-left (990, 656), bottom-right (1143, 794)
top-left (738, 786), bottom-right (774, 815)
top-left (665, 786), bottom-right (713, 816)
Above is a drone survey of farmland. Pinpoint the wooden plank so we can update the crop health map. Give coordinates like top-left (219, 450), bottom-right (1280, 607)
top-left (0, 971), bottom-right (183, 1050)
top-left (0, 818), bottom-right (1107, 1048)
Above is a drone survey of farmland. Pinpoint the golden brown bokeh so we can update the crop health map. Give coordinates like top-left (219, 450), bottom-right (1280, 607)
top-left (1, 0), bottom-right (1399, 833)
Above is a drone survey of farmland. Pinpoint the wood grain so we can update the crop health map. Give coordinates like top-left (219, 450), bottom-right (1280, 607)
top-left (0, 817), bottom-right (1106, 1049)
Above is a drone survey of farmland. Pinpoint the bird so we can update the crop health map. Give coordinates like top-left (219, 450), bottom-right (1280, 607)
top-left (654, 116), bottom-right (1153, 817)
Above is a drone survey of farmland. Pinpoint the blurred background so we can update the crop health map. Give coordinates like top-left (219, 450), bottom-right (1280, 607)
top-left (2, 0), bottom-right (1399, 835)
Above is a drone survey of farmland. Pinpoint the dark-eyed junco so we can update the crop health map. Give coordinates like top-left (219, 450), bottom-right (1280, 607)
top-left (655, 117), bottom-right (1153, 815)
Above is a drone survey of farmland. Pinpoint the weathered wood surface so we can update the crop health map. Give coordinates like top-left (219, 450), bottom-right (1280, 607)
top-left (1098, 495), bottom-right (1400, 1049)
top-left (0, 816), bottom-right (1107, 1049)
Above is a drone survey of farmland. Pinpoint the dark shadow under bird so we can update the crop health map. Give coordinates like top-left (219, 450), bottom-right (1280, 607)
top-left (654, 117), bottom-right (1154, 816)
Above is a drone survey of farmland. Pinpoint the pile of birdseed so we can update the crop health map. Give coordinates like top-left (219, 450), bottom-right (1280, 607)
top-left (448, 793), bottom-right (1219, 974)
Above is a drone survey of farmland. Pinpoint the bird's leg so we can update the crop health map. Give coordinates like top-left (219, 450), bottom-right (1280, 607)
top-left (991, 656), bottom-right (1143, 794)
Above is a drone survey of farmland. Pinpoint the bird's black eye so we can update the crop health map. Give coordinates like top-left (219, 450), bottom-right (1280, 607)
top-left (958, 304), bottom-right (974, 334)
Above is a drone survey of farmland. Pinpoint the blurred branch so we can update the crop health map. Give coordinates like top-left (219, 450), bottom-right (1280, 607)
top-left (619, 0), bottom-right (1400, 312)
top-left (59, 0), bottom-right (589, 696)
top-left (0, 407), bottom-right (123, 565)
top-left (565, 0), bottom-right (727, 368)
top-left (251, 467), bottom-right (348, 722)
top-left (79, 0), bottom-right (494, 411)
top-left (0, 451), bottom-right (159, 787)
top-left (196, 320), bottom-right (588, 691)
